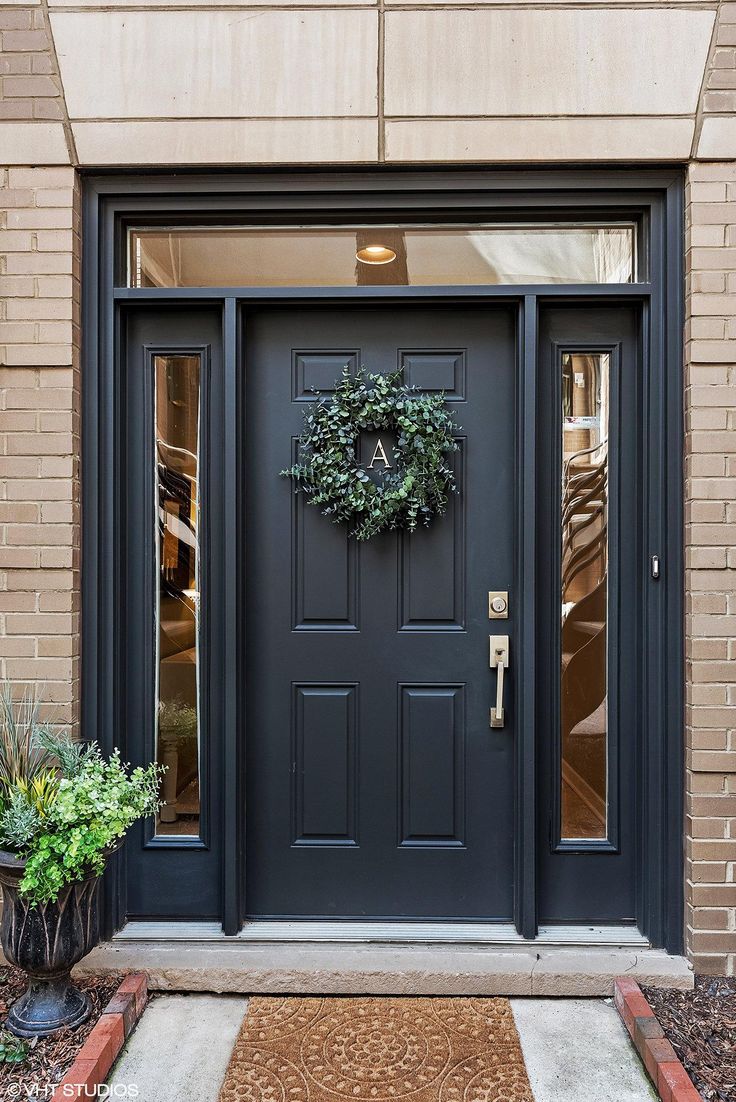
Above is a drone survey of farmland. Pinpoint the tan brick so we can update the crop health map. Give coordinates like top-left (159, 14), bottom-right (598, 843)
top-left (4, 253), bottom-right (73, 276)
top-left (31, 55), bottom-right (54, 77)
top-left (686, 858), bottom-right (731, 885)
top-left (7, 168), bottom-right (74, 188)
top-left (38, 591), bottom-right (77, 613)
top-left (36, 636), bottom-right (73, 658)
top-left (3, 75), bottom-right (58, 98)
top-left (692, 751), bottom-right (736, 772)
top-left (0, 276), bottom-right (34, 297)
top-left (689, 639), bottom-right (730, 660)
top-left (36, 275), bottom-right (74, 298)
top-left (3, 345), bottom-right (72, 367)
top-left (688, 548), bottom-right (729, 568)
top-left (4, 612), bottom-right (75, 636)
top-left (0, 638), bottom-right (35, 658)
top-left (690, 225), bottom-right (727, 248)
top-left (690, 931), bottom-right (736, 954)
top-left (6, 299), bottom-right (73, 321)
top-left (0, 501), bottom-right (39, 522)
top-left (0, 100), bottom-right (33, 120)
top-left (689, 954), bottom-right (733, 975)
top-left (0, 229), bottom-right (33, 251)
top-left (689, 340), bottom-right (736, 362)
top-left (688, 502), bottom-right (725, 523)
top-left (1, 30), bottom-right (50, 51)
top-left (690, 773), bottom-right (728, 795)
top-left (0, 593), bottom-right (37, 612)
top-left (690, 294), bottom-right (736, 316)
top-left (692, 272), bottom-right (726, 293)
top-left (0, 11), bottom-right (32, 30)
top-left (690, 816), bottom-right (729, 838)
top-left (689, 795), bottom-right (736, 816)
top-left (692, 662), bottom-right (736, 683)
top-left (6, 478), bottom-right (71, 500)
top-left (33, 188), bottom-right (75, 208)
top-left (689, 407), bottom-right (728, 429)
top-left (690, 729), bottom-right (729, 749)
top-left (6, 209), bottom-right (74, 231)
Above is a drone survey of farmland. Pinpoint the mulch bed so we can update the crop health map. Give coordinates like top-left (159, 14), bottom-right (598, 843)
top-left (642, 977), bottom-right (736, 1102)
top-left (0, 966), bottom-right (122, 1093)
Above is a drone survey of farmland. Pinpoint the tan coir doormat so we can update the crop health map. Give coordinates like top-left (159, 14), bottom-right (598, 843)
top-left (219, 996), bottom-right (534, 1101)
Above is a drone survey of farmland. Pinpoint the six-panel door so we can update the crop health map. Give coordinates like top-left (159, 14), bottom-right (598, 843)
top-left (244, 305), bottom-right (517, 920)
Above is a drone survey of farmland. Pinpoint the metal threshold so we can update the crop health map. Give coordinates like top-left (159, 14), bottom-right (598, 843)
top-left (114, 920), bottom-right (649, 947)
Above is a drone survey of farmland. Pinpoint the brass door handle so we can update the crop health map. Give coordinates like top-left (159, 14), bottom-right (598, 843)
top-left (489, 635), bottom-right (510, 728)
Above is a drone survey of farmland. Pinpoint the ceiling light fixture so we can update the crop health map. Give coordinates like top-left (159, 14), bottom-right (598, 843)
top-left (356, 245), bottom-right (397, 265)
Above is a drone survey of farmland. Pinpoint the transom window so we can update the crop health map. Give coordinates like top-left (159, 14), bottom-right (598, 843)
top-left (127, 224), bottom-right (637, 288)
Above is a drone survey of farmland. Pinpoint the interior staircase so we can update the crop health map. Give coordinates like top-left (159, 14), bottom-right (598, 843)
top-left (560, 442), bottom-right (608, 839)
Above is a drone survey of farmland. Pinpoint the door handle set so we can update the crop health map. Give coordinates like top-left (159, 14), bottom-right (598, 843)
top-left (489, 635), bottom-right (510, 729)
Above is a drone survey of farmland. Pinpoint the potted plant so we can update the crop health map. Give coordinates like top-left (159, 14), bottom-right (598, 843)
top-left (0, 685), bottom-right (162, 1038)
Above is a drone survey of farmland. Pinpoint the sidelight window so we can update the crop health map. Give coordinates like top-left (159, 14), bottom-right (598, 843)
top-left (559, 351), bottom-right (609, 841)
top-left (154, 353), bottom-right (202, 838)
top-left (128, 224), bottom-right (636, 288)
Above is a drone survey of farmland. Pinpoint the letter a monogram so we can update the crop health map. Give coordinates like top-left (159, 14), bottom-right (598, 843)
top-left (367, 438), bottom-right (393, 469)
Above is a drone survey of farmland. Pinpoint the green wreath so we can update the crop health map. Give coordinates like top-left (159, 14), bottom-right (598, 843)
top-left (281, 367), bottom-right (460, 540)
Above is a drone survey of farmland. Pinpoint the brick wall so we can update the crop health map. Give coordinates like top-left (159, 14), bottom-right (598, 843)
top-left (0, 166), bottom-right (81, 728)
top-left (685, 160), bottom-right (736, 976)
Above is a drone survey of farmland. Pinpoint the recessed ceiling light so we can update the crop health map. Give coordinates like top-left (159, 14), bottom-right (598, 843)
top-left (356, 245), bottom-right (397, 265)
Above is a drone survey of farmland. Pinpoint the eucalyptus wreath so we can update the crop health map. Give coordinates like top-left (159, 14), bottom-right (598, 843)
top-left (281, 367), bottom-right (460, 540)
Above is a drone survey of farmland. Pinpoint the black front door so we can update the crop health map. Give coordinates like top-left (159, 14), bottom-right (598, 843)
top-left (245, 305), bottom-right (517, 920)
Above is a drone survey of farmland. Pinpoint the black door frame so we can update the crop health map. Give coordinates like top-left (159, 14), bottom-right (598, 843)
top-left (82, 168), bottom-right (684, 951)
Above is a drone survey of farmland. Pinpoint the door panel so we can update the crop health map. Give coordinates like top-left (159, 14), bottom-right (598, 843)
top-left (537, 305), bottom-right (640, 925)
top-left (245, 305), bottom-right (516, 920)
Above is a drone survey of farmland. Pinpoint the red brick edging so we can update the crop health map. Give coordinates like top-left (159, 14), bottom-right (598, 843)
top-left (614, 977), bottom-right (701, 1102)
top-left (53, 973), bottom-right (148, 1099)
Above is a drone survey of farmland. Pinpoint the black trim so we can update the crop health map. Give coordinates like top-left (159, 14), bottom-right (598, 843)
top-left (82, 168), bottom-right (684, 951)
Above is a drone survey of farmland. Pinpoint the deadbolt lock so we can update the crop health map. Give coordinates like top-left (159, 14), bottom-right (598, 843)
top-left (488, 591), bottom-right (509, 619)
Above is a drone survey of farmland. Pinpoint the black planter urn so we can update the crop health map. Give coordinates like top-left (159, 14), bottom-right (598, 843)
top-left (0, 850), bottom-right (102, 1038)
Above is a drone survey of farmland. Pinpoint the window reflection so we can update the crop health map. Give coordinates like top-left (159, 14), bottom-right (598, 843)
top-left (560, 352), bottom-right (609, 841)
top-left (155, 354), bottom-right (201, 837)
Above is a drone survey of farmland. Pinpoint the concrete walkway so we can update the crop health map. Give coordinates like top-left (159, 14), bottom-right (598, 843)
top-left (108, 994), bottom-right (656, 1102)
top-left (107, 994), bottom-right (248, 1102)
top-left (514, 999), bottom-right (658, 1102)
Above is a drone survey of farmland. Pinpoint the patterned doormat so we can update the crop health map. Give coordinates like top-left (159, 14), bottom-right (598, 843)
top-left (219, 996), bottom-right (534, 1101)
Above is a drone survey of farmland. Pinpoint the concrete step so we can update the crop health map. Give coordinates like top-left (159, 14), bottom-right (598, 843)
top-left (77, 940), bottom-right (693, 997)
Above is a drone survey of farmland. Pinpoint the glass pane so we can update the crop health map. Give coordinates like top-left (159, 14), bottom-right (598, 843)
top-left (128, 225), bottom-right (636, 288)
top-left (560, 352), bottom-right (609, 841)
top-left (155, 354), bottom-right (201, 837)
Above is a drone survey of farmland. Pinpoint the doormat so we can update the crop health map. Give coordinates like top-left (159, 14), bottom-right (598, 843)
top-left (218, 996), bottom-right (534, 1101)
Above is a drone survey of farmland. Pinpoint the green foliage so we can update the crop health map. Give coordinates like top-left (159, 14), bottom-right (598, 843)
top-left (0, 787), bottom-right (40, 852)
top-left (0, 682), bottom-right (56, 792)
top-left (17, 748), bottom-right (163, 906)
top-left (34, 725), bottom-right (98, 779)
top-left (282, 368), bottom-right (460, 540)
top-left (0, 1029), bottom-right (29, 1064)
top-left (0, 684), bottom-right (162, 906)
top-left (15, 771), bottom-right (59, 818)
